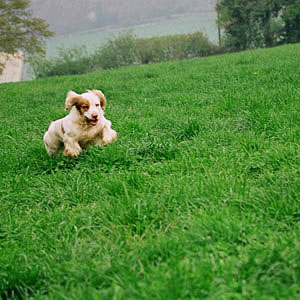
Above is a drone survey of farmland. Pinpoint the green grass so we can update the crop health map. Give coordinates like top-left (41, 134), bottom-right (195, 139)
top-left (46, 12), bottom-right (217, 58)
top-left (1, 44), bottom-right (300, 299)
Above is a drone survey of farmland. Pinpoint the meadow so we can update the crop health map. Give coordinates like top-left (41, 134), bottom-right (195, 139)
top-left (1, 43), bottom-right (300, 299)
top-left (45, 12), bottom-right (217, 58)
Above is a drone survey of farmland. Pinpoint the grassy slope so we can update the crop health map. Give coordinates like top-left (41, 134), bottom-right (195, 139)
top-left (1, 44), bottom-right (300, 299)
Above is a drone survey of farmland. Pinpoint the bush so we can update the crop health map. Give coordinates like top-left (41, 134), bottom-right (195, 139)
top-left (137, 32), bottom-right (219, 63)
top-left (93, 32), bottom-right (138, 69)
top-left (95, 31), bottom-right (219, 68)
top-left (31, 31), bottom-right (220, 78)
top-left (31, 46), bottom-right (95, 78)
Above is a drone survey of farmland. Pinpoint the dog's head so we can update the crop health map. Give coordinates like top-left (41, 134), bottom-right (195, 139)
top-left (65, 90), bottom-right (107, 126)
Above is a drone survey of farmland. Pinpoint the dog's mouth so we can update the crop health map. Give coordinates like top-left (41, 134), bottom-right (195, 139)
top-left (85, 118), bottom-right (98, 126)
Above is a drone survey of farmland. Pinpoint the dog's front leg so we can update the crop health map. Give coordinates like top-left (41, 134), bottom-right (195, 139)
top-left (102, 128), bottom-right (117, 146)
top-left (63, 135), bottom-right (82, 157)
top-left (101, 121), bottom-right (117, 146)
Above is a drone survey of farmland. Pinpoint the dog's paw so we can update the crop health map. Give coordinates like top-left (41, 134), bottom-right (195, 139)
top-left (102, 130), bottom-right (117, 146)
top-left (111, 130), bottom-right (117, 141)
top-left (64, 147), bottom-right (81, 157)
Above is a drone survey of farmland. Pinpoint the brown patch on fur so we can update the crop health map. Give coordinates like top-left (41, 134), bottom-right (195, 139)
top-left (76, 98), bottom-right (90, 115)
top-left (66, 94), bottom-right (90, 115)
top-left (68, 96), bottom-right (81, 108)
top-left (65, 91), bottom-right (80, 110)
top-left (61, 123), bottom-right (65, 135)
top-left (90, 89), bottom-right (106, 110)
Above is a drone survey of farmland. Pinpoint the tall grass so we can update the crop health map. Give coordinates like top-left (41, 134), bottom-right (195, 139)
top-left (1, 44), bottom-right (300, 299)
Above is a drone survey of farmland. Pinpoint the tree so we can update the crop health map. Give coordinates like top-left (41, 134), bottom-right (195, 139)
top-left (217, 0), bottom-right (253, 51)
top-left (281, 0), bottom-right (300, 43)
top-left (0, 0), bottom-right (53, 73)
top-left (217, 0), bottom-right (283, 51)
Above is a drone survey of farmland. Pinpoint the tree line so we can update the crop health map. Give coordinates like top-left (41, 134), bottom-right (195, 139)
top-left (0, 0), bottom-right (300, 76)
top-left (31, 31), bottom-right (219, 78)
top-left (217, 0), bottom-right (300, 51)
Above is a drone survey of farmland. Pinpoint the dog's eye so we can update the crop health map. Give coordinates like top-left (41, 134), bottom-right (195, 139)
top-left (82, 105), bottom-right (89, 110)
top-left (96, 104), bottom-right (100, 107)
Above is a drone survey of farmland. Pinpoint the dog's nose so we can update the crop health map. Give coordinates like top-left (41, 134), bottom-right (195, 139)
top-left (91, 112), bottom-right (98, 119)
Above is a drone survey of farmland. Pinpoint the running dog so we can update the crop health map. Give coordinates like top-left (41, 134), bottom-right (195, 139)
top-left (44, 89), bottom-right (117, 157)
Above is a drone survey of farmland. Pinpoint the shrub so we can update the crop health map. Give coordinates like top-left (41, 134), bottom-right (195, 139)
top-left (136, 32), bottom-right (220, 64)
top-left (92, 31), bottom-right (138, 69)
top-left (31, 46), bottom-right (95, 78)
top-left (31, 31), bottom-right (220, 77)
top-left (136, 37), bottom-right (170, 64)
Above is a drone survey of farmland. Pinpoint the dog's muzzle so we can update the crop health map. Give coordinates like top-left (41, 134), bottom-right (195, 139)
top-left (85, 117), bottom-right (98, 126)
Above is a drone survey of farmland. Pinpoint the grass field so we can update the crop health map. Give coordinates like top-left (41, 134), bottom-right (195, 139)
top-left (1, 44), bottom-right (300, 299)
top-left (46, 12), bottom-right (217, 58)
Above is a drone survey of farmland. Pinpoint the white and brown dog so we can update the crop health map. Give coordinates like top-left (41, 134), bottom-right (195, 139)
top-left (44, 89), bottom-right (117, 157)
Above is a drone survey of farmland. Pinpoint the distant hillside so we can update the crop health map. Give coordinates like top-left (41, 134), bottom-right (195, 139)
top-left (30, 0), bottom-right (217, 35)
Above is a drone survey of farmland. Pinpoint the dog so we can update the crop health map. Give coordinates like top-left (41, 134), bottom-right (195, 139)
top-left (44, 89), bottom-right (117, 157)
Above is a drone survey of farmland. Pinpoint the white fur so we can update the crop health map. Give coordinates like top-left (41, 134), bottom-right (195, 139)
top-left (44, 90), bottom-right (117, 157)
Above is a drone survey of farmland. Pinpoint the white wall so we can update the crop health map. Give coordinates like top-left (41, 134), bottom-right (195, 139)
top-left (0, 52), bottom-right (23, 83)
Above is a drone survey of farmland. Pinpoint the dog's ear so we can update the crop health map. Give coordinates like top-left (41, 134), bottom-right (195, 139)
top-left (91, 89), bottom-right (106, 110)
top-left (65, 90), bottom-right (81, 110)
